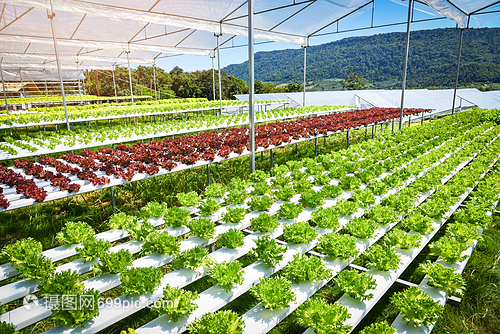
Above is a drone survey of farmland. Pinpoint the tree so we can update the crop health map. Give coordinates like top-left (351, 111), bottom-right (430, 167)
top-left (285, 82), bottom-right (303, 92)
top-left (341, 70), bottom-right (367, 90)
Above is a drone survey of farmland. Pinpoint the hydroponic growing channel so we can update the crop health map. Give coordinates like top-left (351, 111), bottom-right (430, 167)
top-left (0, 107), bottom-right (426, 211)
top-left (0, 108), bottom-right (499, 334)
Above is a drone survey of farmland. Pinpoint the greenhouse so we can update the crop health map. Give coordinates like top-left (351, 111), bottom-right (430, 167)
top-left (1, 0), bottom-right (500, 334)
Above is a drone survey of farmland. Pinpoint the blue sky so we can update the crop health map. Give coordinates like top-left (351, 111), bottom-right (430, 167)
top-left (153, 1), bottom-right (500, 73)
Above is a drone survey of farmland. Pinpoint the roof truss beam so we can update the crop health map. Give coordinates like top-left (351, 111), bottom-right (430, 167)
top-left (0, 34), bottom-right (211, 56)
top-left (0, 52), bottom-right (155, 64)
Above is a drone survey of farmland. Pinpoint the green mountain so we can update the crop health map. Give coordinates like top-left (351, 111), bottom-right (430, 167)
top-left (223, 27), bottom-right (500, 90)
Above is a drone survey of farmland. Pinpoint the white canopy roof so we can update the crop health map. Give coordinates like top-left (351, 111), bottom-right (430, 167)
top-left (0, 0), bottom-right (498, 70)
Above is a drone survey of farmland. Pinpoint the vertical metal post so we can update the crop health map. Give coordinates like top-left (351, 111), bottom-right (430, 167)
top-left (452, 28), bottom-right (464, 114)
top-left (76, 61), bottom-right (82, 105)
top-left (421, 110), bottom-right (424, 125)
top-left (153, 60), bottom-right (158, 101)
top-left (399, 0), bottom-right (413, 130)
top-left (96, 70), bottom-right (100, 97)
top-left (365, 126), bottom-right (368, 139)
top-left (315, 137), bottom-right (318, 157)
top-left (43, 67), bottom-right (49, 107)
top-left (110, 186), bottom-right (117, 214)
top-left (126, 51), bottom-right (134, 104)
top-left (216, 34), bottom-right (223, 115)
top-left (20, 70), bottom-right (25, 98)
top-left (47, 0), bottom-right (70, 131)
top-left (83, 73), bottom-right (86, 96)
top-left (211, 54), bottom-right (216, 101)
top-left (207, 164), bottom-right (211, 185)
top-left (0, 62), bottom-right (9, 114)
top-left (248, 0), bottom-right (256, 173)
top-left (302, 41), bottom-right (308, 107)
top-left (346, 130), bottom-right (350, 148)
top-left (112, 65), bottom-right (118, 103)
top-left (270, 149), bottom-right (273, 170)
top-left (392, 119), bottom-right (395, 132)
top-left (372, 125), bottom-right (374, 139)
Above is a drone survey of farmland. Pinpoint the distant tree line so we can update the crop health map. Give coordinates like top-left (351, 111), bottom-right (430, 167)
top-left (83, 66), bottom-right (303, 100)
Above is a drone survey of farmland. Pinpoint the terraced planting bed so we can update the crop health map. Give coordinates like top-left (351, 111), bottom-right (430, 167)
top-left (0, 108), bottom-right (499, 334)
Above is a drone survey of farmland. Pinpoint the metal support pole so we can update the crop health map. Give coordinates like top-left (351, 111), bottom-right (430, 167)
top-left (346, 130), bottom-right (350, 148)
top-left (126, 51), bottom-right (134, 104)
top-left (392, 119), bottom-right (395, 132)
top-left (421, 111), bottom-right (424, 125)
top-left (216, 34), bottom-right (223, 115)
top-left (399, 0), bottom-right (413, 130)
top-left (211, 55), bottom-right (216, 101)
top-left (0, 62), bottom-right (9, 114)
top-left (95, 71), bottom-right (100, 98)
top-left (47, 1), bottom-right (70, 131)
top-left (302, 42), bottom-right (308, 107)
top-left (315, 137), bottom-right (318, 157)
top-left (153, 61), bottom-right (158, 101)
top-left (408, 115), bottom-right (411, 127)
top-left (43, 67), bottom-right (49, 107)
top-left (76, 61), bottom-right (82, 105)
top-left (452, 28), bottom-right (464, 114)
top-left (248, 0), bottom-right (256, 173)
top-left (83, 74), bottom-right (86, 95)
top-left (270, 149), bottom-right (273, 170)
top-left (110, 186), bottom-right (117, 214)
top-left (112, 66), bottom-right (118, 103)
top-left (372, 125), bottom-right (374, 139)
top-left (20, 70), bottom-right (25, 99)
top-left (207, 164), bottom-right (211, 185)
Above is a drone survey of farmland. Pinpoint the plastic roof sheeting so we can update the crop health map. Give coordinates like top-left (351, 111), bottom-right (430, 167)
top-left (235, 88), bottom-right (495, 113)
top-left (418, 0), bottom-right (500, 27)
top-left (457, 90), bottom-right (500, 110)
top-left (0, 52), bottom-right (154, 65)
top-left (1, 61), bottom-right (114, 70)
top-left (1, 69), bottom-right (84, 81)
top-left (0, 0), bottom-right (498, 73)
top-left (0, 0), bottom-right (377, 53)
